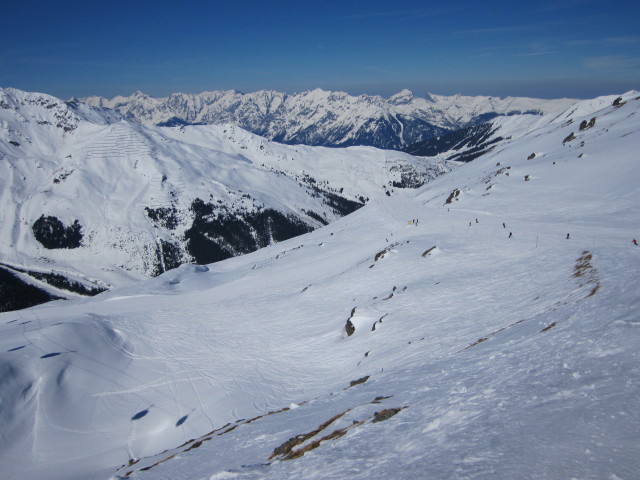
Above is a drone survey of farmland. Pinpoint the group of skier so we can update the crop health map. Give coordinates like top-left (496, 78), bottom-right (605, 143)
top-left (422, 214), bottom-right (636, 245)
top-left (470, 218), bottom-right (572, 241)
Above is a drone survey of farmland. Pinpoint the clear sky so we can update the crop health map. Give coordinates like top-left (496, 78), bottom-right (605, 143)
top-left (1, 0), bottom-right (638, 100)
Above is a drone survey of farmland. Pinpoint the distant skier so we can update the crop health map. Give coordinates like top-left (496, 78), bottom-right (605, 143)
top-left (566, 233), bottom-right (570, 239)
top-left (633, 239), bottom-right (638, 246)
top-left (475, 218), bottom-right (478, 223)
top-left (469, 221), bottom-right (472, 226)
top-left (502, 222), bottom-right (506, 229)
top-left (509, 232), bottom-right (513, 238)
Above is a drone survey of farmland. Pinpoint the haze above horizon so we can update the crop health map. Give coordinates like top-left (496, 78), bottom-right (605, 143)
top-left (1, 0), bottom-right (638, 100)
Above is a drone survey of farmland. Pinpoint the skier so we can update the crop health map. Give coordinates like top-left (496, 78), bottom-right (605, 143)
top-left (509, 232), bottom-right (513, 238)
top-left (475, 218), bottom-right (478, 223)
top-left (566, 233), bottom-right (570, 239)
top-left (633, 239), bottom-right (638, 246)
top-left (502, 222), bottom-right (506, 229)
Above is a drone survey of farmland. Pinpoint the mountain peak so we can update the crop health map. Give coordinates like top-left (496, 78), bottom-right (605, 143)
top-left (389, 89), bottom-right (415, 104)
top-left (131, 90), bottom-right (151, 99)
top-left (393, 88), bottom-right (414, 97)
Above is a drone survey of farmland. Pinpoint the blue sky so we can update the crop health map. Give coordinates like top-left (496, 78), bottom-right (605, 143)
top-left (1, 0), bottom-right (638, 99)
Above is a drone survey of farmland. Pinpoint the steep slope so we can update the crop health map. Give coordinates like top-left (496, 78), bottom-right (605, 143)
top-left (81, 89), bottom-right (577, 149)
top-left (0, 88), bottom-right (453, 310)
top-left (0, 92), bottom-right (638, 480)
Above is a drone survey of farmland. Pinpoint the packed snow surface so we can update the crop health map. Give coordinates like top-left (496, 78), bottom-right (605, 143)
top-left (1, 91), bottom-right (639, 480)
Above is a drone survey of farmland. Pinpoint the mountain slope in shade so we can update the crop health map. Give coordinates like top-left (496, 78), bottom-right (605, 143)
top-left (80, 89), bottom-right (577, 149)
top-left (0, 87), bottom-right (453, 309)
top-left (0, 91), bottom-right (638, 480)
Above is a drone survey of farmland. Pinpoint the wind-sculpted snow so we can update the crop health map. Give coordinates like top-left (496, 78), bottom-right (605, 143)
top-left (0, 91), bottom-right (639, 480)
top-left (80, 88), bottom-right (577, 149)
top-left (0, 87), bottom-right (453, 309)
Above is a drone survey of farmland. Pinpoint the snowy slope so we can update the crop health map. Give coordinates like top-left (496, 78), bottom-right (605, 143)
top-left (80, 89), bottom-right (577, 149)
top-left (0, 91), bottom-right (638, 480)
top-left (0, 87), bottom-right (452, 307)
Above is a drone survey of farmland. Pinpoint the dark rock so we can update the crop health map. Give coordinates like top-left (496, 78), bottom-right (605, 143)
top-left (372, 407), bottom-right (403, 423)
top-left (345, 319), bottom-right (355, 336)
top-left (579, 117), bottom-right (596, 131)
top-left (421, 246), bottom-right (436, 257)
top-left (445, 188), bottom-right (460, 204)
top-left (374, 249), bottom-right (388, 261)
top-left (349, 375), bottom-right (370, 387)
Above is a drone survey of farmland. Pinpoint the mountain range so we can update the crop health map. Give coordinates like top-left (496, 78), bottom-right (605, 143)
top-left (80, 89), bottom-right (577, 150)
top-left (0, 87), bottom-right (455, 311)
top-left (0, 89), bottom-right (638, 480)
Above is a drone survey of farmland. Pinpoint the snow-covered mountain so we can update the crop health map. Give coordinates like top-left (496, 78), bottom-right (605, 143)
top-left (0, 87), bottom-right (454, 310)
top-left (1, 91), bottom-right (638, 480)
top-left (80, 89), bottom-right (577, 150)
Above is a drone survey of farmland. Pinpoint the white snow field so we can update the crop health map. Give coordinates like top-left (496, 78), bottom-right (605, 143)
top-left (1, 91), bottom-right (639, 480)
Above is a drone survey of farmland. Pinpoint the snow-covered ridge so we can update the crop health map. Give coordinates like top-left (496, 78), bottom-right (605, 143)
top-left (80, 88), bottom-right (578, 149)
top-left (0, 91), bottom-right (638, 480)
